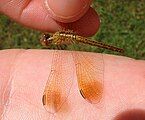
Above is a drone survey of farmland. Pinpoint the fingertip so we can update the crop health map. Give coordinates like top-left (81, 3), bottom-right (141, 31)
top-left (44, 0), bottom-right (92, 23)
top-left (69, 7), bottom-right (100, 37)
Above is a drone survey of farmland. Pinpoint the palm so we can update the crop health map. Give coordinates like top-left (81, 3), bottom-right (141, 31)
top-left (0, 49), bottom-right (145, 119)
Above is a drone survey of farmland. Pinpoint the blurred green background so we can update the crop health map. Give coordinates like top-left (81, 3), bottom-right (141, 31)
top-left (0, 0), bottom-right (145, 59)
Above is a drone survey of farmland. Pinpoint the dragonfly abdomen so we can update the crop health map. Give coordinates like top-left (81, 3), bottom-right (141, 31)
top-left (76, 36), bottom-right (124, 53)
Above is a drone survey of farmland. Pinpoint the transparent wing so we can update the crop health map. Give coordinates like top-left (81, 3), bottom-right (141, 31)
top-left (72, 52), bottom-right (104, 104)
top-left (42, 51), bottom-right (73, 113)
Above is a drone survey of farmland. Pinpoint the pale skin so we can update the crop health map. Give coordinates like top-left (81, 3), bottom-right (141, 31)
top-left (0, 0), bottom-right (145, 120)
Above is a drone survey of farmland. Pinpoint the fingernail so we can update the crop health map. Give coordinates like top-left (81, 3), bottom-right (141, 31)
top-left (44, 0), bottom-right (91, 23)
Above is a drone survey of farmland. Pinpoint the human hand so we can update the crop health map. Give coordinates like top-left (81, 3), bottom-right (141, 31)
top-left (0, 49), bottom-right (145, 120)
top-left (0, 0), bottom-right (100, 36)
top-left (1, 1), bottom-right (145, 119)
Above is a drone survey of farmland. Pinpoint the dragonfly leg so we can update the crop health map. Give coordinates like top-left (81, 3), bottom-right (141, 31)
top-left (56, 45), bottom-right (66, 50)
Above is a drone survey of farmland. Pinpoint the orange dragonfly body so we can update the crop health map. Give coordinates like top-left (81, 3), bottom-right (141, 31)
top-left (40, 30), bottom-right (124, 53)
top-left (40, 30), bottom-right (124, 113)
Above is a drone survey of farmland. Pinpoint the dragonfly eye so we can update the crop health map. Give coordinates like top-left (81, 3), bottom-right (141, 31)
top-left (44, 34), bottom-right (51, 39)
top-left (40, 33), bottom-right (53, 46)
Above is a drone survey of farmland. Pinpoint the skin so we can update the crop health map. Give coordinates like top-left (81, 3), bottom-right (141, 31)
top-left (0, 0), bottom-right (99, 36)
top-left (0, 49), bottom-right (145, 120)
top-left (0, 0), bottom-right (145, 119)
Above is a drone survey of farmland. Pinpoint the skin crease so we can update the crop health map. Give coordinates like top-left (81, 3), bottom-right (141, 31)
top-left (0, 49), bottom-right (145, 120)
top-left (0, 0), bottom-right (145, 119)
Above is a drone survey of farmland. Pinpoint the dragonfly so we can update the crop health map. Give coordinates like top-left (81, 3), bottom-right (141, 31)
top-left (40, 29), bottom-right (124, 113)
top-left (40, 29), bottom-right (124, 53)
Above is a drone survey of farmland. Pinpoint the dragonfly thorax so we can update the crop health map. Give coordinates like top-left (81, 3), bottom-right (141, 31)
top-left (52, 31), bottom-right (76, 45)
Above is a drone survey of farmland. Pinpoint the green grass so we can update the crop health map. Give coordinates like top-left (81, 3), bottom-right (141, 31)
top-left (0, 0), bottom-right (145, 59)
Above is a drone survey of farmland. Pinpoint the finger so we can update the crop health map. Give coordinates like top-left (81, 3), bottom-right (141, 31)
top-left (73, 7), bottom-right (100, 36)
top-left (44, 0), bottom-right (92, 23)
top-left (0, 0), bottom-right (99, 36)
top-left (1, 49), bottom-right (145, 119)
top-left (61, 7), bottom-right (100, 36)
top-left (0, 0), bottom-right (61, 33)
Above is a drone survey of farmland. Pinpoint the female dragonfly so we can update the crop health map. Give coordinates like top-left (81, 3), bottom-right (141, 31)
top-left (40, 30), bottom-right (124, 113)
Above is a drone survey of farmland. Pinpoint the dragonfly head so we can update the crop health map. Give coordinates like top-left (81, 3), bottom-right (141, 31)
top-left (40, 33), bottom-right (54, 46)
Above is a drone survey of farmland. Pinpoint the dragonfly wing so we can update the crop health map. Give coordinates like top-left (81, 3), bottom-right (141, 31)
top-left (72, 52), bottom-right (104, 104)
top-left (42, 51), bottom-right (73, 113)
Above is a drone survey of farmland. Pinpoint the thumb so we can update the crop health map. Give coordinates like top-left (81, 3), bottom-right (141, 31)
top-left (44, 0), bottom-right (92, 23)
